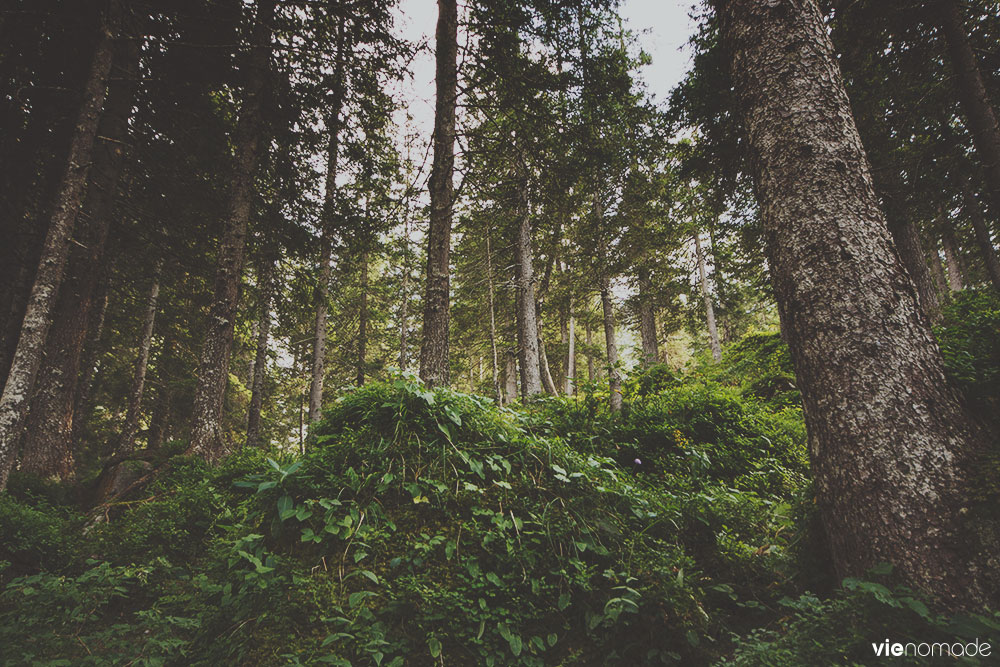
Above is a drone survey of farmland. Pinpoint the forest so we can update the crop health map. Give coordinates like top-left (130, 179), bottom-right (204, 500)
top-left (1, 0), bottom-right (999, 664)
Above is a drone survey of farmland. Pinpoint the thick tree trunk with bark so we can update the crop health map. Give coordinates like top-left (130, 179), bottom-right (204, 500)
top-left (187, 0), bottom-right (275, 463)
top-left (0, 4), bottom-right (119, 489)
top-left (941, 227), bottom-right (965, 291)
top-left (18, 24), bottom-right (139, 479)
top-left (718, 0), bottom-right (998, 608)
top-left (116, 258), bottom-right (163, 454)
top-left (938, 0), bottom-right (1000, 216)
top-left (418, 0), bottom-right (458, 387)
top-left (637, 268), bottom-right (658, 368)
top-left (246, 252), bottom-right (274, 449)
top-left (962, 184), bottom-right (1000, 293)
top-left (513, 174), bottom-right (543, 398)
top-left (694, 233), bottom-right (722, 362)
top-left (309, 15), bottom-right (348, 423)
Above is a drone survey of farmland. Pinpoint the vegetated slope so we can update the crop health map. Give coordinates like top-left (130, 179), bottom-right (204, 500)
top-left (1, 310), bottom-right (998, 665)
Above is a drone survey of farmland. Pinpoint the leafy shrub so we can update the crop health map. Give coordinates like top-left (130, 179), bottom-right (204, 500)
top-left (936, 289), bottom-right (1000, 419)
top-left (0, 495), bottom-right (82, 574)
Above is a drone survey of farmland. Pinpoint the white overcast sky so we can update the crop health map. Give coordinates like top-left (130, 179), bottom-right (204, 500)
top-left (392, 0), bottom-right (698, 156)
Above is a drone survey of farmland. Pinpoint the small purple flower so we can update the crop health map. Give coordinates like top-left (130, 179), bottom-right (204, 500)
top-left (634, 458), bottom-right (642, 466)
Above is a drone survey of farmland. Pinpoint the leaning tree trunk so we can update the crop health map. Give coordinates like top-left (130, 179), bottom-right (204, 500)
top-left (514, 172), bottom-right (543, 398)
top-left (693, 232), bottom-right (722, 362)
top-left (962, 183), bottom-right (1000, 293)
top-left (941, 228), bottom-right (965, 292)
top-left (187, 0), bottom-right (275, 463)
top-left (637, 267), bottom-right (659, 368)
top-left (717, 0), bottom-right (998, 608)
top-left (938, 0), bottom-right (1000, 217)
top-left (246, 251), bottom-right (274, 449)
top-left (0, 4), bottom-right (119, 490)
top-left (116, 257), bottom-right (163, 455)
top-left (18, 21), bottom-right (140, 479)
top-left (309, 15), bottom-right (348, 423)
top-left (418, 0), bottom-right (458, 387)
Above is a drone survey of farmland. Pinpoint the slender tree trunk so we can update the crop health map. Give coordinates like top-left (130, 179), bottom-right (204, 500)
top-left (599, 274), bottom-right (622, 412)
top-left (565, 299), bottom-right (575, 395)
top-left (585, 320), bottom-right (594, 382)
top-left (187, 0), bottom-right (275, 463)
top-left (71, 274), bottom-right (110, 448)
top-left (938, 0), bottom-right (1000, 216)
top-left (246, 252), bottom-right (274, 449)
top-left (888, 216), bottom-right (942, 322)
top-left (942, 228), bottom-right (965, 291)
top-left (309, 15), bottom-right (349, 423)
top-left (694, 233), bottom-right (722, 362)
top-left (536, 302), bottom-right (558, 395)
top-left (962, 184), bottom-right (1000, 293)
top-left (0, 5), bottom-right (119, 489)
top-left (485, 227), bottom-right (501, 403)
top-left (357, 249), bottom-right (369, 387)
top-left (116, 257), bottom-right (163, 455)
top-left (399, 215), bottom-right (411, 370)
top-left (147, 382), bottom-right (172, 451)
top-left (637, 268), bottom-right (658, 368)
top-left (418, 0), bottom-right (458, 387)
top-left (502, 349), bottom-right (518, 405)
top-left (718, 0), bottom-right (998, 608)
top-left (514, 172), bottom-right (542, 398)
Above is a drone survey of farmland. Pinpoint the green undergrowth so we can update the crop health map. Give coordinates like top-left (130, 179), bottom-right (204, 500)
top-left (1, 318), bottom-right (997, 665)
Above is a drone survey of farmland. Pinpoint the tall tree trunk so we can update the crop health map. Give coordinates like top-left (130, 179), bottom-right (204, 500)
top-left (399, 214), bottom-right (412, 370)
top-left (962, 183), bottom-right (1000, 293)
top-left (514, 172), bottom-right (542, 398)
top-left (71, 273), bottom-right (110, 448)
top-left (19, 23), bottom-right (140, 479)
top-left (418, 0), bottom-right (458, 387)
top-left (0, 4), bottom-right (119, 489)
top-left (309, 15), bottom-right (349, 423)
top-left (187, 0), bottom-right (275, 463)
top-left (594, 197), bottom-right (622, 412)
top-left (116, 257), bottom-right (163, 455)
top-left (565, 297), bottom-right (576, 395)
top-left (694, 232), bottom-right (722, 362)
top-left (502, 349), bottom-right (518, 405)
top-left (938, 0), bottom-right (1000, 216)
top-left (485, 226), bottom-right (501, 403)
top-left (585, 320), bottom-right (595, 382)
top-left (941, 227), bottom-right (965, 291)
top-left (536, 303), bottom-right (558, 395)
top-left (637, 268), bottom-right (658, 368)
top-left (246, 251), bottom-right (274, 449)
top-left (718, 0), bottom-right (997, 608)
top-left (357, 249), bottom-right (369, 387)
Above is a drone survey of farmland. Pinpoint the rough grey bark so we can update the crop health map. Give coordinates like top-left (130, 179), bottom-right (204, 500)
top-left (309, 15), bottom-right (349, 423)
top-left (116, 257), bottom-right (163, 455)
top-left (19, 22), bottom-right (140, 479)
top-left (942, 227), bottom-right (965, 291)
top-left (246, 252), bottom-right (274, 449)
top-left (938, 0), bottom-right (1000, 217)
top-left (962, 184), bottom-right (1000, 293)
top-left (694, 232), bottom-right (722, 362)
top-left (718, 0), bottom-right (997, 608)
top-left (514, 173), bottom-right (542, 398)
top-left (418, 0), bottom-right (458, 387)
top-left (0, 4), bottom-right (119, 490)
top-left (502, 349), bottom-right (518, 405)
top-left (187, 0), bottom-right (275, 463)
top-left (565, 302), bottom-right (576, 395)
top-left (637, 268), bottom-right (659, 368)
